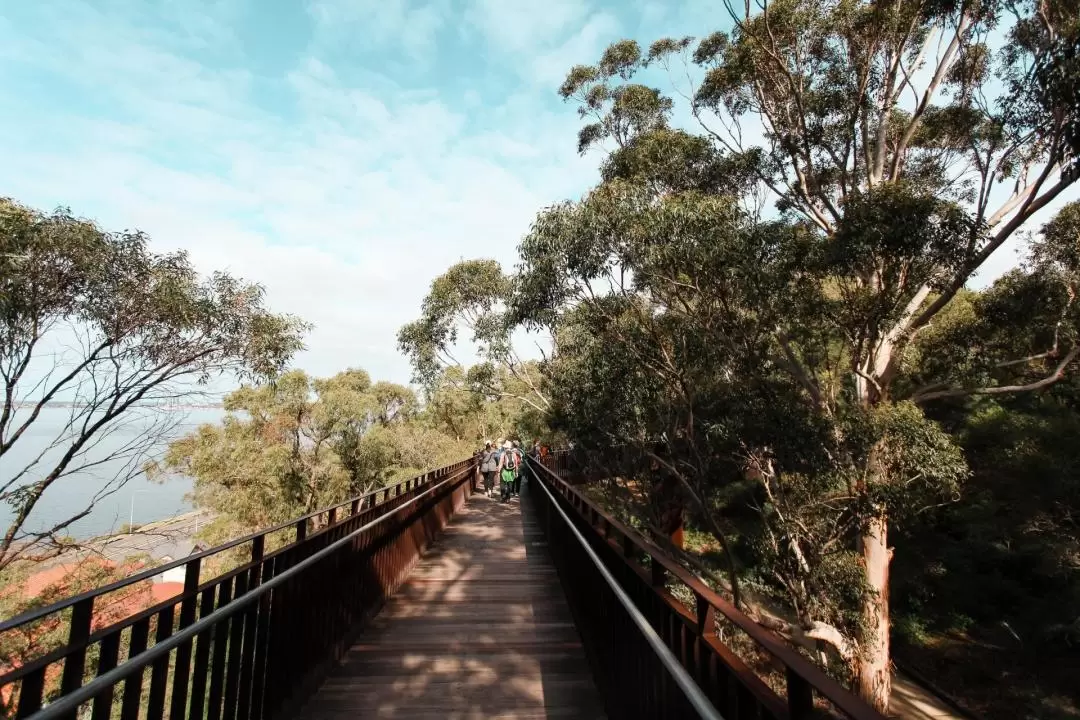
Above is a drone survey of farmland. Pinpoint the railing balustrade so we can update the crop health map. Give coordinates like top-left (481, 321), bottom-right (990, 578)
top-left (530, 455), bottom-right (886, 720)
top-left (0, 459), bottom-right (478, 720)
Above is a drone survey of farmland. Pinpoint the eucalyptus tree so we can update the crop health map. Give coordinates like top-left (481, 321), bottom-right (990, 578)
top-left (150, 369), bottom-right (448, 534)
top-left (397, 259), bottom-right (550, 417)
top-left (0, 198), bottom-right (308, 569)
top-left (512, 0), bottom-right (1079, 709)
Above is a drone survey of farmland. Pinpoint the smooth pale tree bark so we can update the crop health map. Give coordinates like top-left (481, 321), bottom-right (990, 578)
top-left (858, 514), bottom-right (893, 712)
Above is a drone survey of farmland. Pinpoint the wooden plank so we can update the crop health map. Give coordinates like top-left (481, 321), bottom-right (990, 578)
top-left (297, 491), bottom-right (606, 719)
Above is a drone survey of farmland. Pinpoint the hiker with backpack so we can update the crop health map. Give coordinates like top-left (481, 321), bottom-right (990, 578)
top-left (497, 440), bottom-right (519, 502)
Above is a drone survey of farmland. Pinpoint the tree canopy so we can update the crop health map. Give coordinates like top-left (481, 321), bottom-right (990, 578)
top-left (415, 0), bottom-right (1080, 711)
top-left (0, 199), bottom-right (308, 569)
top-left (151, 368), bottom-right (476, 539)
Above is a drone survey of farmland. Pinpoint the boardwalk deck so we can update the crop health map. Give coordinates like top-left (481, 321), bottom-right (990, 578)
top-left (297, 483), bottom-right (607, 719)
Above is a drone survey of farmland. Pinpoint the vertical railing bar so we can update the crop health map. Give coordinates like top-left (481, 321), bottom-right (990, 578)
top-left (15, 667), bottom-right (47, 719)
top-left (89, 629), bottom-right (121, 720)
top-left (249, 555), bottom-right (276, 720)
top-left (236, 537), bottom-right (264, 720)
top-left (118, 618), bottom-right (150, 720)
top-left (188, 584), bottom-right (218, 720)
top-left (221, 572), bottom-right (249, 720)
top-left (205, 578), bottom-right (234, 720)
top-left (168, 557), bottom-right (202, 719)
top-left (57, 597), bottom-right (94, 720)
top-left (146, 604), bottom-right (175, 720)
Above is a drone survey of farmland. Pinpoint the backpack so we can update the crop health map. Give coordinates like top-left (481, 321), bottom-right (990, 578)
top-left (505, 449), bottom-right (519, 470)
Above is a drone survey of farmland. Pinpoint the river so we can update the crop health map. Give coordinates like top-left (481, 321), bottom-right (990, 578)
top-left (0, 407), bottom-right (225, 540)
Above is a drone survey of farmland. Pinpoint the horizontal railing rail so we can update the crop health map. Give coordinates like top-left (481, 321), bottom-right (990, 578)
top-left (527, 458), bottom-right (724, 719)
top-left (0, 457), bottom-right (478, 720)
top-left (1, 462), bottom-right (469, 635)
top-left (532, 454), bottom-right (886, 720)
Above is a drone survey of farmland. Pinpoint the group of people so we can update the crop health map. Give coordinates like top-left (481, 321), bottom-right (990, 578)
top-left (478, 439), bottom-right (549, 502)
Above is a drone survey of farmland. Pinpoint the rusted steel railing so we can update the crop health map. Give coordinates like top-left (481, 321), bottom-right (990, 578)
top-left (0, 457), bottom-right (478, 720)
top-left (530, 455), bottom-right (886, 720)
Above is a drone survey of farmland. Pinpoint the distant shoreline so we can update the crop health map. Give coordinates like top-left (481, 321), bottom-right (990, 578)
top-left (11, 401), bottom-right (224, 410)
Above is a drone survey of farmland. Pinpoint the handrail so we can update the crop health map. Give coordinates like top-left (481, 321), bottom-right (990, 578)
top-left (0, 463), bottom-right (462, 632)
top-left (530, 460), bottom-right (725, 720)
top-left (534, 452), bottom-right (887, 720)
top-left (20, 463), bottom-right (476, 720)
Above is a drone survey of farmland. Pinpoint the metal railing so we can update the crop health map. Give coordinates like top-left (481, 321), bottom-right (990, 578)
top-left (530, 455), bottom-right (887, 720)
top-left (527, 458), bottom-right (724, 719)
top-left (0, 458), bottom-right (478, 720)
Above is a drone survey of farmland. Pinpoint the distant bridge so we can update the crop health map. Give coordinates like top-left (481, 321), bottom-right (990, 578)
top-left (12, 401), bottom-right (225, 410)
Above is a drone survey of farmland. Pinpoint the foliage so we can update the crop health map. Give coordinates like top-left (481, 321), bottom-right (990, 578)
top-left (398, 260), bottom-right (550, 424)
top-left (499, 1), bottom-right (1080, 710)
top-left (0, 198), bottom-right (308, 570)
top-left (422, 364), bottom-right (550, 443)
top-left (151, 368), bottom-right (474, 534)
top-left (890, 387), bottom-right (1080, 718)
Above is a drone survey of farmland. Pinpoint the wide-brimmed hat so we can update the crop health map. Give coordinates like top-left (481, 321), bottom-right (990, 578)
top-left (503, 441), bottom-right (513, 449)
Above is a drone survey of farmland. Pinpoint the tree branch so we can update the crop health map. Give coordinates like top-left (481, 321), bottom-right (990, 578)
top-left (912, 344), bottom-right (1080, 402)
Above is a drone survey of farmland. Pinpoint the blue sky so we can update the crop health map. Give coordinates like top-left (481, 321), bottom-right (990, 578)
top-left (0, 0), bottom-right (719, 385)
top-left (0, 1), bottom-right (1073, 388)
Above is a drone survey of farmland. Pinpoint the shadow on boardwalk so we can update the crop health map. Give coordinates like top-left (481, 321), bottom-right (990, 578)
top-left (297, 482), bottom-right (606, 719)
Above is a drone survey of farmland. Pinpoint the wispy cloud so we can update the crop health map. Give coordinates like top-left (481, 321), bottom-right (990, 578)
top-left (0, 0), bottom-right (633, 382)
top-left (306, 0), bottom-right (451, 64)
top-left (24, 0), bottom-right (1054, 384)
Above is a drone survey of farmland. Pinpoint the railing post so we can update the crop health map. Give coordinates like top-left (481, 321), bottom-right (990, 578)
top-left (58, 597), bottom-right (93, 720)
top-left (695, 593), bottom-right (716, 637)
top-left (168, 558), bottom-right (202, 719)
top-left (238, 537), bottom-right (265, 720)
top-left (650, 557), bottom-right (666, 587)
top-left (295, 518), bottom-right (307, 541)
top-left (786, 667), bottom-right (814, 720)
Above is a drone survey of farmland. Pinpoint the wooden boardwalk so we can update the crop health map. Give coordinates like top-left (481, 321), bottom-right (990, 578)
top-left (298, 484), bottom-right (607, 719)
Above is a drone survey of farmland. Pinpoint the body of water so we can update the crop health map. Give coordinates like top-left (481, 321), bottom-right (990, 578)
top-left (1, 407), bottom-right (225, 540)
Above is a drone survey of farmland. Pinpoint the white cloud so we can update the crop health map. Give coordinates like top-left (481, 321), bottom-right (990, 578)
top-left (22, 0), bottom-right (1066, 390)
top-left (465, 0), bottom-right (590, 53)
top-left (0, 1), bottom-right (604, 385)
top-left (529, 12), bottom-right (623, 87)
top-left (306, 0), bottom-right (451, 63)
top-left (463, 0), bottom-right (623, 88)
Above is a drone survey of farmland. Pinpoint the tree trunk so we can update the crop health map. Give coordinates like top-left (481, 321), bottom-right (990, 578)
top-left (856, 513), bottom-right (893, 713)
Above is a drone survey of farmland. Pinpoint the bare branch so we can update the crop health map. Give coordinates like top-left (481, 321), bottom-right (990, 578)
top-left (913, 345), bottom-right (1080, 402)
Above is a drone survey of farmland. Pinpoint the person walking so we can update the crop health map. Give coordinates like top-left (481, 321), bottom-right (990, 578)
top-left (511, 440), bottom-right (525, 496)
top-left (497, 440), bottom-right (517, 502)
top-left (480, 441), bottom-right (498, 497)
